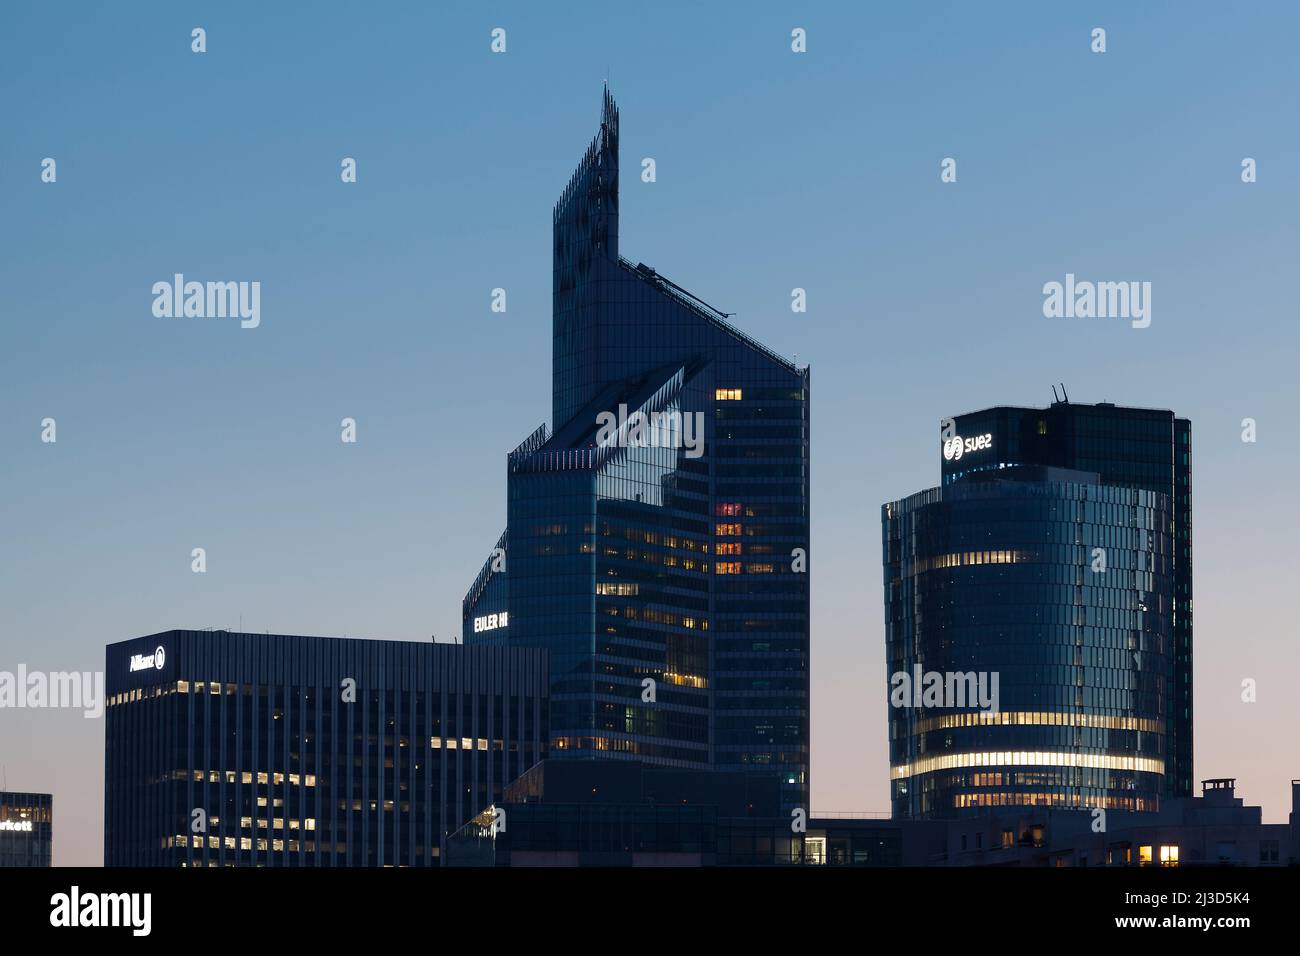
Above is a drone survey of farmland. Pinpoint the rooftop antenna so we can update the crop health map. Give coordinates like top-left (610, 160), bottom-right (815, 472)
top-left (1051, 385), bottom-right (1060, 403)
top-left (1060, 383), bottom-right (1069, 403)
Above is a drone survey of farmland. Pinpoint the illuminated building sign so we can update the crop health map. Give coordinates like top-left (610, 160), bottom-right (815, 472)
top-left (943, 433), bottom-right (992, 461)
top-left (129, 646), bottom-right (166, 673)
top-left (0, 820), bottom-right (33, 832)
top-left (473, 612), bottom-right (508, 634)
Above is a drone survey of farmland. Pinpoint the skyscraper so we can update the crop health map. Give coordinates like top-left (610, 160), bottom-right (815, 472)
top-left (940, 399), bottom-right (1192, 799)
top-left (882, 399), bottom-right (1191, 819)
top-left (464, 89), bottom-right (811, 813)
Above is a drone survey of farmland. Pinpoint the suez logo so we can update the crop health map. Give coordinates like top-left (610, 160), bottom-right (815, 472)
top-left (473, 612), bottom-right (508, 634)
top-left (942, 433), bottom-right (993, 461)
top-left (128, 646), bottom-right (166, 673)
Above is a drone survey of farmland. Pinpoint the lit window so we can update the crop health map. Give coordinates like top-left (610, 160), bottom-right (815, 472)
top-left (715, 388), bottom-right (742, 401)
top-left (1159, 845), bottom-right (1179, 865)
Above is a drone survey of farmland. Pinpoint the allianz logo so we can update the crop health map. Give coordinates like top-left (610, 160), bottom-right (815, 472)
top-left (942, 433), bottom-right (992, 461)
top-left (129, 646), bottom-right (166, 673)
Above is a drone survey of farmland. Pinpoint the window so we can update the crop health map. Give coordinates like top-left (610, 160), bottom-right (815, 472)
top-left (715, 388), bottom-right (742, 401)
top-left (1159, 845), bottom-right (1179, 865)
top-left (1138, 845), bottom-right (1153, 865)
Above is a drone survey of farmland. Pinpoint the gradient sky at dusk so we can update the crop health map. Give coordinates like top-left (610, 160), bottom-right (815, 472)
top-left (2, 2), bottom-right (1298, 864)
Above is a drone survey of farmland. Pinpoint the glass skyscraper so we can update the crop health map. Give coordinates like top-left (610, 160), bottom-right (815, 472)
top-left (464, 89), bottom-right (810, 813)
top-left (883, 399), bottom-right (1191, 819)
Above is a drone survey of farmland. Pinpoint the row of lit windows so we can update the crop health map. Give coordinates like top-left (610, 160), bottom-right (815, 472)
top-left (167, 835), bottom-right (315, 853)
top-left (178, 770), bottom-right (318, 787)
top-left (0, 807), bottom-right (51, 824)
top-left (953, 792), bottom-right (1157, 811)
top-left (608, 526), bottom-right (710, 552)
top-left (603, 546), bottom-right (709, 574)
top-left (550, 735), bottom-right (710, 761)
top-left (596, 582), bottom-right (639, 596)
top-left (891, 751), bottom-right (1165, 779)
top-left (430, 737), bottom-right (496, 751)
top-left (238, 816), bottom-right (317, 831)
top-left (663, 671), bottom-right (708, 689)
top-left (614, 606), bottom-right (706, 630)
top-left (169, 741), bottom-right (503, 788)
top-left (909, 550), bottom-right (1028, 575)
top-left (716, 562), bottom-right (776, 574)
top-left (716, 388), bottom-right (743, 401)
top-left (907, 711), bottom-right (1164, 735)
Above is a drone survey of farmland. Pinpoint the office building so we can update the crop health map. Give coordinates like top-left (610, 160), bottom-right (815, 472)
top-left (448, 768), bottom-right (1294, 867)
top-left (947, 777), bottom-right (1297, 867)
top-left (464, 89), bottom-right (811, 813)
top-left (939, 398), bottom-right (1192, 798)
top-left (883, 399), bottom-right (1189, 819)
top-left (104, 629), bottom-right (546, 866)
top-left (0, 791), bottom-right (52, 867)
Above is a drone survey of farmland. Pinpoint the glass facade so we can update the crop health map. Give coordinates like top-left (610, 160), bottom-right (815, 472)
top-left (103, 630), bottom-right (546, 866)
top-left (940, 401), bottom-right (1192, 798)
top-left (0, 791), bottom-right (52, 867)
top-left (464, 89), bottom-right (810, 813)
top-left (883, 466), bottom-right (1173, 819)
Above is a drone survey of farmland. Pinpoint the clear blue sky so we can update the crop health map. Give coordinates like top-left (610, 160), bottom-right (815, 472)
top-left (2, 1), bottom-right (1297, 864)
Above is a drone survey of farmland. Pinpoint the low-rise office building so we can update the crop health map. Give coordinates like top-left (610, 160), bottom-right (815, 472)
top-left (946, 778), bottom-right (1297, 867)
top-left (448, 768), bottom-right (1295, 867)
top-left (445, 760), bottom-right (947, 866)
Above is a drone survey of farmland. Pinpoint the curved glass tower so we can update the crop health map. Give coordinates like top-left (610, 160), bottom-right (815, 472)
top-left (882, 464), bottom-right (1173, 819)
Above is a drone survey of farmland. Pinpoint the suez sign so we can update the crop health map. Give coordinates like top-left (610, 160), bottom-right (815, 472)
top-left (128, 646), bottom-right (166, 673)
top-left (943, 433), bottom-right (993, 461)
top-left (940, 418), bottom-right (993, 462)
top-left (473, 612), bottom-right (508, 634)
